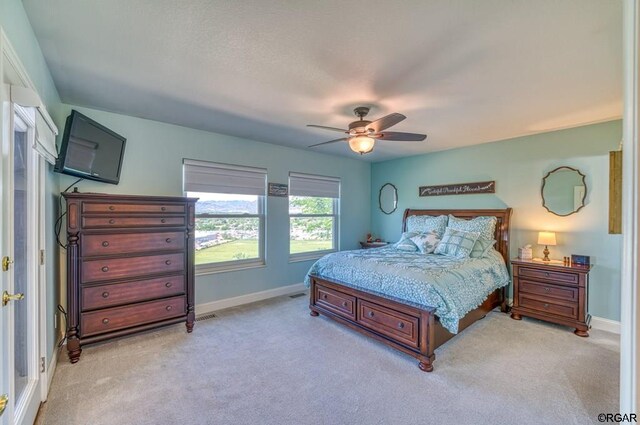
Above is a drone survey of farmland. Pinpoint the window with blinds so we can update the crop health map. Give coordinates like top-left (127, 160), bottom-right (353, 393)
top-left (288, 172), bottom-right (340, 258)
top-left (183, 159), bottom-right (267, 271)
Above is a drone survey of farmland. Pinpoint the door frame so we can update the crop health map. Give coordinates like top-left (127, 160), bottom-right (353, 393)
top-left (0, 27), bottom-right (52, 424)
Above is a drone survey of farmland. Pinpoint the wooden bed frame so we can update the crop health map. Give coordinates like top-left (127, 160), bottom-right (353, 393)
top-left (309, 208), bottom-right (513, 372)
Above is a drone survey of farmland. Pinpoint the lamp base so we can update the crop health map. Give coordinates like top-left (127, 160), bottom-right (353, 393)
top-left (542, 246), bottom-right (550, 262)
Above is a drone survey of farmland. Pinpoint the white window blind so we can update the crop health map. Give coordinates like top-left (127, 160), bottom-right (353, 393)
top-left (183, 159), bottom-right (266, 195)
top-left (289, 172), bottom-right (340, 198)
top-left (10, 85), bottom-right (59, 164)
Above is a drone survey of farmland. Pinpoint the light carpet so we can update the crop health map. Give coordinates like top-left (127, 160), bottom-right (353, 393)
top-left (36, 293), bottom-right (619, 425)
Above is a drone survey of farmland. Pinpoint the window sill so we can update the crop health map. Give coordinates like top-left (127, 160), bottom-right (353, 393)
top-left (195, 260), bottom-right (266, 276)
top-left (289, 250), bottom-right (335, 263)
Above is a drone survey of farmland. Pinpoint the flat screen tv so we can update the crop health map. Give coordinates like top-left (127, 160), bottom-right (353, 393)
top-left (54, 110), bottom-right (126, 185)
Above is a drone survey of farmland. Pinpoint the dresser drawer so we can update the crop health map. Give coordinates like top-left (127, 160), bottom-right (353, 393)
top-left (82, 202), bottom-right (185, 214)
top-left (82, 253), bottom-right (185, 283)
top-left (518, 294), bottom-right (578, 319)
top-left (81, 274), bottom-right (186, 311)
top-left (80, 296), bottom-right (185, 337)
top-left (358, 300), bottom-right (419, 349)
top-left (82, 231), bottom-right (185, 257)
top-left (315, 284), bottom-right (356, 320)
top-left (518, 267), bottom-right (579, 285)
top-left (82, 216), bottom-right (186, 229)
top-left (519, 279), bottom-right (578, 302)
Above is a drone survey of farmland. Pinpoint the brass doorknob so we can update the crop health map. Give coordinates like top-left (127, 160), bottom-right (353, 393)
top-left (0, 394), bottom-right (8, 417)
top-left (2, 290), bottom-right (24, 306)
top-left (2, 256), bottom-right (13, 272)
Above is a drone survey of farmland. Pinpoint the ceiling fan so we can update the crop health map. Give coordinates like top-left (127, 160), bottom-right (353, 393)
top-left (306, 106), bottom-right (427, 155)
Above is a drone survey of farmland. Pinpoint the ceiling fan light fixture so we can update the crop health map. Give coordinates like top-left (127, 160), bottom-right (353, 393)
top-left (349, 135), bottom-right (375, 155)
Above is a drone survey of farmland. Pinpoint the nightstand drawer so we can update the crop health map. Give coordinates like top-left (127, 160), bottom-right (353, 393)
top-left (519, 280), bottom-right (578, 302)
top-left (518, 294), bottom-right (577, 319)
top-left (518, 267), bottom-right (579, 285)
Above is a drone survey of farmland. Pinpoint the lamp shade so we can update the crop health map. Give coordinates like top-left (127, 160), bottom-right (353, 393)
top-left (348, 136), bottom-right (375, 154)
top-left (537, 231), bottom-right (557, 246)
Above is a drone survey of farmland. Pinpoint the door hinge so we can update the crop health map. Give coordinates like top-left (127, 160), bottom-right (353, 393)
top-left (40, 249), bottom-right (45, 265)
top-left (40, 357), bottom-right (46, 373)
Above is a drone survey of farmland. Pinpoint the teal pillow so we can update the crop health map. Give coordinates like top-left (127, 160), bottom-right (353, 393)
top-left (405, 215), bottom-right (448, 238)
top-left (448, 215), bottom-right (497, 241)
top-left (409, 231), bottom-right (441, 254)
top-left (434, 228), bottom-right (480, 259)
top-left (395, 232), bottom-right (419, 252)
top-left (470, 238), bottom-right (496, 258)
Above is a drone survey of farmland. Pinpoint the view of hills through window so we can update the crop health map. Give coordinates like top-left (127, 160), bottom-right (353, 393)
top-left (189, 193), bottom-right (334, 265)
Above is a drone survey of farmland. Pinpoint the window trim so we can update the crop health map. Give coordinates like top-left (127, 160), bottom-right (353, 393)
top-left (288, 195), bottom-right (340, 261)
top-left (189, 193), bottom-right (266, 273)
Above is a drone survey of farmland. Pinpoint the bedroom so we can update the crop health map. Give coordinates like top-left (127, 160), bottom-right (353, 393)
top-left (0, 0), bottom-right (637, 424)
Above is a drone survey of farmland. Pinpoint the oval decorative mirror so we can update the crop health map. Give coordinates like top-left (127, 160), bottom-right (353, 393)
top-left (379, 183), bottom-right (398, 215)
top-left (541, 166), bottom-right (587, 217)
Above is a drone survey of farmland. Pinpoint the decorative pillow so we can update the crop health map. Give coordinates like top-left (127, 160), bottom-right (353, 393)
top-left (470, 238), bottom-right (496, 258)
top-left (447, 215), bottom-right (497, 241)
top-left (395, 232), bottom-right (419, 252)
top-left (405, 215), bottom-right (448, 238)
top-left (434, 228), bottom-right (480, 259)
top-left (409, 231), bottom-right (441, 254)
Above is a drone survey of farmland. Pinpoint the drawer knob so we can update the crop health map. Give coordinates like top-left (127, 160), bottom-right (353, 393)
top-left (322, 294), bottom-right (328, 299)
top-left (102, 292), bottom-right (109, 298)
top-left (102, 318), bottom-right (109, 325)
top-left (544, 303), bottom-right (549, 308)
top-left (165, 260), bottom-right (172, 265)
top-left (109, 205), bottom-right (115, 211)
top-left (544, 287), bottom-right (550, 293)
top-left (161, 219), bottom-right (166, 223)
top-left (161, 206), bottom-right (166, 211)
top-left (398, 322), bottom-right (405, 329)
top-left (166, 305), bottom-right (173, 311)
top-left (101, 266), bottom-right (109, 272)
top-left (368, 311), bottom-right (374, 318)
top-left (165, 282), bottom-right (173, 288)
top-left (108, 219), bottom-right (115, 224)
top-left (342, 301), bottom-right (348, 307)
top-left (545, 272), bottom-right (550, 277)
top-left (165, 238), bottom-right (172, 243)
top-left (102, 241), bottom-right (109, 247)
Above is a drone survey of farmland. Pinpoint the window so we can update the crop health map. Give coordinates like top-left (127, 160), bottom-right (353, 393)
top-left (289, 172), bottom-right (340, 259)
top-left (183, 159), bottom-right (266, 272)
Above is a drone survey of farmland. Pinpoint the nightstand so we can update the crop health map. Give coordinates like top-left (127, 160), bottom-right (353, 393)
top-left (510, 259), bottom-right (592, 337)
top-left (359, 241), bottom-right (388, 249)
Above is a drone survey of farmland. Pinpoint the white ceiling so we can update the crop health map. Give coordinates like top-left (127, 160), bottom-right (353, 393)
top-left (23, 0), bottom-right (622, 161)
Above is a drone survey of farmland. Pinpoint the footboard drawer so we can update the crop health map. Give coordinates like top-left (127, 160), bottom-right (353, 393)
top-left (358, 300), bottom-right (419, 349)
top-left (315, 284), bottom-right (356, 320)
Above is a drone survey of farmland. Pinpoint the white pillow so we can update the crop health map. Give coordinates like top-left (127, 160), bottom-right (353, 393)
top-left (409, 231), bottom-right (441, 254)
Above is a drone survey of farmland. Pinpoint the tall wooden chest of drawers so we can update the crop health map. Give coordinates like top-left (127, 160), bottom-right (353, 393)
top-left (63, 192), bottom-right (198, 363)
top-left (510, 259), bottom-right (592, 337)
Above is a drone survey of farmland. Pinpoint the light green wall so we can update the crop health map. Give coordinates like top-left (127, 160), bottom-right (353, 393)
top-left (1, 0), bottom-right (65, 362)
top-left (58, 104), bottom-right (371, 306)
top-left (371, 120), bottom-right (622, 321)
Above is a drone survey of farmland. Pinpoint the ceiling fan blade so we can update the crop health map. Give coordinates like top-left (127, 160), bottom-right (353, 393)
top-left (375, 131), bottom-right (427, 141)
top-left (366, 113), bottom-right (406, 132)
top-left (308, 137), bottom-right (347, 148)
top-left (307, 124), bottom-right (348, 133)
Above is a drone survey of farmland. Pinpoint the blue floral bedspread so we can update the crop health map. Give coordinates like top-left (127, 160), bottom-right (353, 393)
top-left (305, 246), bottom-right (510, 333)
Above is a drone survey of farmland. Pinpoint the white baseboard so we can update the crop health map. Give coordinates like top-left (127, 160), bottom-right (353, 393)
top-left (590, 316), bottom-right (621, 334)
top-left (42, 346), bottom-right (59, 401)
top-left (196, 282), bottom-right (306, 315)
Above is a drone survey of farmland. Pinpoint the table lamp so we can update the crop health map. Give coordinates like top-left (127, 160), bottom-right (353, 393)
top-left (538, 231), bottom-right (556, 262)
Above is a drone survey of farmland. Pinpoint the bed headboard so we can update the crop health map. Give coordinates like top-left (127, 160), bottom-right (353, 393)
top-left (402, 208), bottom-right (513, 263)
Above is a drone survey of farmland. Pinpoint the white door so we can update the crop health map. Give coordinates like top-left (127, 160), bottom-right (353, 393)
top-left (0, 103), bottom-right (43, 425)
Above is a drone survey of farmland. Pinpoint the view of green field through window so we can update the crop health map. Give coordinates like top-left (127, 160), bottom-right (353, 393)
top-left (189, 193), bottom-right (335, 265)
